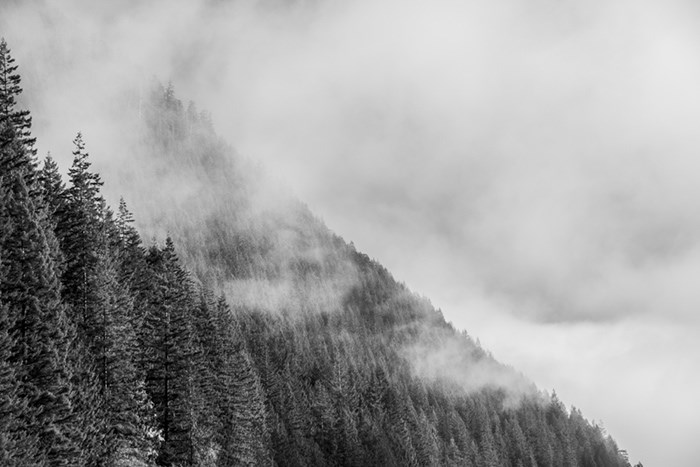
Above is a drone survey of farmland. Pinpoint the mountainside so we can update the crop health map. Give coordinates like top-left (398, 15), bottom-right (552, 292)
top-left (0, 38), bottom-right (637, 466)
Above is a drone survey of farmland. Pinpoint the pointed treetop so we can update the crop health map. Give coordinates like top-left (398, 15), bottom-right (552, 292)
top-left (115, 197), bottom-right (141, 246)
top-left (68, 132), bottom-right (103, 191)
top-left (39, 153), bottom-right (66, 204)
top-left (0, 37), bottom-right (22, 117)
top-left (41, 153), bottom-right (62, 180)
top-left (43, 152), bottom-right (56, 166)
top-left (117, 197), bottom-right (134, 224)
top-left (0, 38), bottom-right (36, 174)
top-left (72, 132), bottom-right (86, 156)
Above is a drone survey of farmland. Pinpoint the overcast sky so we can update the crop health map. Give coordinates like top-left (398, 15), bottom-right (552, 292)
top-left (3, 0), bottom-right (700, 465)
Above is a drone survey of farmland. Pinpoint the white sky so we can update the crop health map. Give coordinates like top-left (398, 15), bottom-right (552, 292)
top-left (4, 0), bottom-right (700, 464)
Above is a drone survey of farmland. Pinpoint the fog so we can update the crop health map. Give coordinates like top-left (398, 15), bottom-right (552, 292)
top-left (4, 0), bottom-right (700, 464)
top-left (403, 325), bottom-right (537, 408)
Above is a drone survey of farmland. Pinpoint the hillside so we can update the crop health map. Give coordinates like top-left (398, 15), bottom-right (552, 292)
top-left (0, 39), bottom-right (636, 466)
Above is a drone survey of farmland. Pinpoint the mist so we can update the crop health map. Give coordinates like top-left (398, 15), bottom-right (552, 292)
top-left (3, 0), bottom-right (700, 464)
top-left (402, 326), bottom-right (537, 408)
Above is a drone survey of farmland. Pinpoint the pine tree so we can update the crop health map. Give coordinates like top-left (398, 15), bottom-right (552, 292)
top-left (385, 387), bottom-right (419, 467)
top-left (0, 254), bottom-right (34, 465)
top-left (38, 155), bottom-right (66, 219)
top-left (141, 238), bottom-right (197, 465)
top-left (548, 392), bottom-right (577, 467)
top-left (68, 339), bottom-right (109, 466)
top-left (115, 197), bottom-right (141, 253)
top-left (1, 176), bottom-right (80, 465)
top-left (413, 408), bottom-right (440, 466)
top-left (0, 39), bottom-right (82, 465)
top-left (46, 136), bottom-right (120, 464)
top-left (213, 298), bottom-right (272, 466)
top-left (37, 156), bottom-right (68, 274)
top-left (58, 133), bottom-right (105, 337)
top-left (114, 198), bottom-right (150, 333)
top-left (0, 38), bottom-right (36, 178)
top-left (94, 242), bottom-right (156, 465)
top-left (187, 292), bottom-right (224, 464)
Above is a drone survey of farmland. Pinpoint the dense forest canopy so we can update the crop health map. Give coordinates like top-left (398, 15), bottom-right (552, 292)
top-left (0, 38), bottom-right (640, 466)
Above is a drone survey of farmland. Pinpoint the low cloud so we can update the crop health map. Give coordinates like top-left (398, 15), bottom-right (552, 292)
top-left (3, 0), bottom-right (700, 465)
top-left (402, 328), bottom-right (536, 407)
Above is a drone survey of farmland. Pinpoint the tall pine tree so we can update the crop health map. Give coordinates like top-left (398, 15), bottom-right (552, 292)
top-left (0, 37), bottom-right (82, 466)
top-left (58, 133), bottom-right (105, 338)
top-left (141, 238), bottom-right (197, 466)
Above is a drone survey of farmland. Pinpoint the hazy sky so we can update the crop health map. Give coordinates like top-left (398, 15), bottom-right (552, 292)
top-left (4, 0), bottom-right (700, 465)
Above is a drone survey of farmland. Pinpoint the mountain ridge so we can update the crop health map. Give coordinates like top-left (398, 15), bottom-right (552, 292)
top-left (0, 39), bottom-right (638, 466)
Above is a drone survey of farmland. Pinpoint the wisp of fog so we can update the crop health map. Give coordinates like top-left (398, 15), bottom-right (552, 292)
top-left (3, 0), bottom-right (700, 465)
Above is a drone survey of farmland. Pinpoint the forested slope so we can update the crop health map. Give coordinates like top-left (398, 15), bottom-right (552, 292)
top-left (0, 38), bottom-right (636, 466)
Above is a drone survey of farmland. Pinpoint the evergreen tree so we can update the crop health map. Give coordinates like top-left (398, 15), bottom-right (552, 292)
top-left (0, 243), bottom-right (35, 465)
top-left (0, 38), bottom-right (36, 178)
top-left (212, 298), bottom-right (272, 466)
top-left (114, 197), bottom-right (150, 332)
top-left (58, 133), bottom-right (105, 337)
top-left (141, 238), bottom-right (197, 465)
top-left (0, 39), bottom-right (82, 465)
top-left (94, 243), bottom-right (156, 465)
top-left (1, 175), bottom-right (80, 465)
top-left (38, 155), bottom-right (66, 221)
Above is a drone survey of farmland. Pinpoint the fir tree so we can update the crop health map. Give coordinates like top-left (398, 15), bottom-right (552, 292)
top-left (0, 39), bottom-right (81, 465)
top-left (37, 155), bottom-right (67, 278)
top-left (38, 155), bottom-right (67, 223)
top-left (94, 243), bottom-right (156, 465)
top-left (0, 38), bottom-right (36, 178)
top-left (58, 133), bottom-right (105, 337)
top-left (1, 176), bottom-right (80, 465)
top-left (141, 238), bottom-right (197, 465)
top-left (0, 253), bottom-right (35, 465)
top-left (215, 300), bottom-right (272, 466)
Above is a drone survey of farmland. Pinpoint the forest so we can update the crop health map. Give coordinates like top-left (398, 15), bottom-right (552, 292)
top-left (0, 38), bottom-right (638, 466)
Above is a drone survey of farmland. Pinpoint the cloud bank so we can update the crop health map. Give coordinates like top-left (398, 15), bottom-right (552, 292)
top-left (3, 0), bottom-right (700, 464)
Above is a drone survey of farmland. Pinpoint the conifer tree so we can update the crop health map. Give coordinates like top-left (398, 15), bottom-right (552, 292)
top-left (115, 197), bottom-right (140, 251)
top-left (37, 155), bottom-right (68, 279)
top-left (0, 38), bottom-right (36, 178)
top-left (140, 238), bottom-right (197, 465)
top-left (187, 292), bottom-right (224, 463)
top-left (0, 250), bottom-right (34, 465)
top-left (114, 197), bottom-right (150, 332)
top-left (94, 241), bottom-right (156, 465)
top-left (39, 155), bottom-right (67, 224)
top-left (1, 176), bottom-right (80, 465)
top-left (0, 38), bottom-right (83, 465)
top-left (38, 154), bottom-right (64, 205)
top-left (212, 298), bottom-right (272, 466)
top-left (58, 133), bottom-right (105, 337)
top-left (0, 325), bottom-right (27, 465)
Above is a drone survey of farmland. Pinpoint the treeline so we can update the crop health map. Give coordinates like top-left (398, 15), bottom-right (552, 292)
top-left (0, 38), bottom-right (637, 466)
